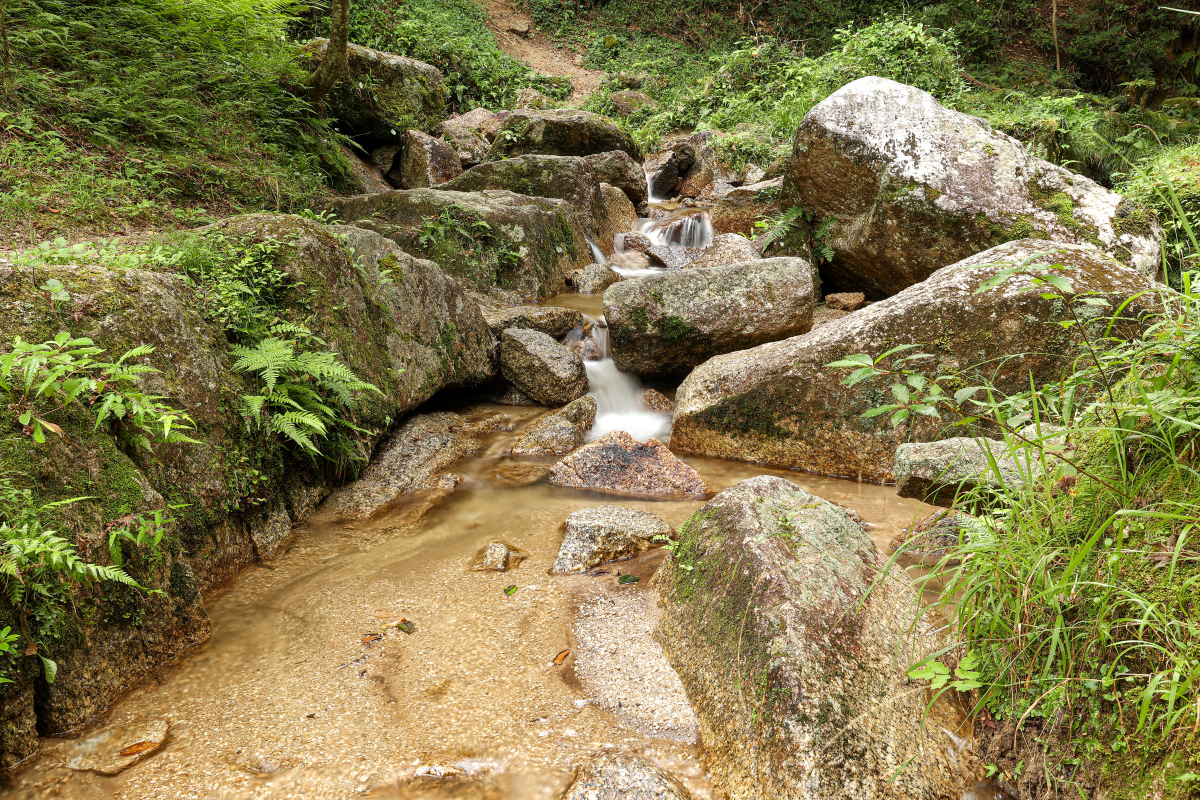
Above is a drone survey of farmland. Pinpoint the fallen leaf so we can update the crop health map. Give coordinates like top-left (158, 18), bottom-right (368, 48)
top-left (504, 585), bottom-right (517, 596)
top-left (47, 207), bottom-right (60, 214)
top-left (590, 570), bottom-right (609, 576)
top-left (361, 633), bottom-right (382, 643)
top-left (396, 619), bottom-right (416, 635)
top-left (36, 419), bottom-right (64, 438)
top-left (1148, 535), bottom-right (1179, 569)
top-left (553, 649), bottom-right (570, 666)
top-left (618, 574), bottom-right (640, 585)
top-left (119, 740), bottom-right (159, 757)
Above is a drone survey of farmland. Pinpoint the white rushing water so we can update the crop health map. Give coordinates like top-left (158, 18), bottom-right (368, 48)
top-left (582, 318), bottom-right (671, 442)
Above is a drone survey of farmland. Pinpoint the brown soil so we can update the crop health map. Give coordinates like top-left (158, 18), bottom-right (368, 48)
top-left (480, 0), bottom-right (607, 103)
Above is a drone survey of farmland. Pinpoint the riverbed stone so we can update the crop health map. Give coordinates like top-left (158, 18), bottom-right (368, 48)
top-left (566, 262), bottom-right (620, 294)
top-left (327, 188), bottom-right (590, 302)
top-left (824, 291), bottom-right (865, 311)
top-left (486, 109), bottom-right (642, 163)
top-left (642, 389), bottom-right (673, 412)
top-left (549, 431), bottom-right (709, 497)
top-left (483, 305), bottom-right (583, 340)
top-left (682, 233), bottom-right (761, 270)
top-left (646, 151), bottom-right (681, 199)
top-left (584, 150), bottom-right (649, 210)
top-left (511, 396), bottom-right (597, 456)
top-left (780, 77), bottom-right (1162, 297)
top-left (622, 231), bottom-right (653, 256)
top-left (500, 329), bottom-right (590, 406)
top-left (647, 245), bottom-right (702, 270)
top-left (711, 177), bottom-right (782, 237)
top-left (495, 384), bottom-right (536, 405)
top-left (671, 239), bottom-right (1162, 481)
top-left (563, 750), bottom-right (693, 800)
top-left (68, 718), bottom-right (169, 775)
top-left (301, 39), bottom-right (445, 141)
top-left (890, 509), bottom-right (991, 568)
top-left (599, 183), bottom-right (638, 252)
top-left (656, 475), bottom-right (972, 800)
top-left (397, 129), bottom-right (463, 188)
top-left (605, 257), bottom-right (814, 377)
top-left (554, 505), bottom-right (672, 573)
top-left (476, 540), bottom-right (522, 571)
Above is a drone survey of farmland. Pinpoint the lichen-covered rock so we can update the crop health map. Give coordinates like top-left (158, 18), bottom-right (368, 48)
top-left (566, 262), bottom-right (620, 294)
top-left (642, 389), bottom-right (674, 412)
top-left (327, 188), bottom-right (589, 302)
top-left (647, 245), bottom-right (702, 270)
top-left (483, 305), bottom-right (583, 340)
top-left (671, 240), bottom-right (1162, 481)
top-left (500, 328), bottom-right (589, 406)
top-left (711, 178), bottom-right (782, 237)
top-left (436, 111), bottom-right (496, 166)
top-left (894, 436), bottom-right (1029, 507)
top-left (657, 476), bottom-right (971, 800)
top-left (549, 431), bottom-right (709, 497)
top-left (485, 109), bottom-right (642, 162)
top-left (683, 233), bottom-right (761, 270)
top-left (511, 396), bottom-right (597, 456)
top-left (554, 506), bottom-right (672, 573)
top-left (301, 39), bottom-right (446, 141)
top-left (397, 129), bottom-right (462, 188)
top-left (781, 77), bottom-right (1162, 298)
top-left (563, 751), bottom-right (693, 800)
top-left (438, 154), bottom-right (610, 245)
top-left (584, 150), bottom-right (649, 210)
top-left (606, 257), bottom-right (814, 377)
top-left (599, 183), bottom-right (638, 251)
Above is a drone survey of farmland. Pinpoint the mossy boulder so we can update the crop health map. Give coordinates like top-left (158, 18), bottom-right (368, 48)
top-left (604, 257), bottom-right (814, 377)
top-left (671, 240), bottom-right (1163, 481)
top-left (301, 39), bottom-right (446, 142)
top-left (326, 188), bottom-right (589, 303)
top-left (656, 475), bottom-right (972, 800)
top-left (781, 77), bottom-right (1163, 298)
top-left (485, 109), bottom-right (642, 163)
top-left (0, 213), bottom-right (492, 762)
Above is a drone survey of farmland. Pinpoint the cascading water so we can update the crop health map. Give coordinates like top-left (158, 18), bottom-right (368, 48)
top-left (640, 209), bottom-right (714, 248)
top-left (581, 316), bottom-right (671, 442)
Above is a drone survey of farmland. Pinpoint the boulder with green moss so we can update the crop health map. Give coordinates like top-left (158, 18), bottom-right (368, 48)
top-left (781, 77), bottom-right (1162, 298)
top-left (327, 188), bottom-right (590, 303)
top-left (656, 475), bottom-right (972, 800)
top-left (671, 240), bottom-right (1162, 481)
top-left (604, 257), bottom-right (814, 377)
top-left (485, 109), bottom-right (642, 162)
top-left (301, 39), bottom-right (446, 142)
top-left (0, 213), bottom-right (492, 763)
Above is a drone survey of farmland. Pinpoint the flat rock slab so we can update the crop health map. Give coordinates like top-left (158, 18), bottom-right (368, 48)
top-left (483, 305), bottom-right (583, 340)
top-left (500, 328), bottom-right (589, 406)
top-left (68, 719), bottom-right (168, 775)
top-left (549, 431), bottom-right (709, 498)
top-left (554, 505), bottom-right (672, 573)
top-left (563, 750), bottom-right (693, 800)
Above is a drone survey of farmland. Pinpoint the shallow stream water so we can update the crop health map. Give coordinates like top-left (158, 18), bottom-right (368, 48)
top-left (3, 291), bottom-right (934, 800)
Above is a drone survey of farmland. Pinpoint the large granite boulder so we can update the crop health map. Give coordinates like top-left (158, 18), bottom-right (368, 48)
top-left (482, 305), bottom-right (583, 340)
top-left (598, 184), bottom-right (638, 252)
top-left (549, 431), bottom-right (709, 497)
top-left (500, 328), bottom-right (589, 406)
top-left (511, 396), bottom-right (597, 456)
top-left (895, 436), bottom-right (1027, 507)
top-left (605, 257), bottom-right (814, 377)
top-left (563, 751), bottom-right (692, 800)
top-left (435, 110), bottom-right (496, 166)
top-left (656, 476), bottom-right (971, 800)
top-left (781, 77), bottom-right (1162, 298)
top-left (683, 233), bottom-right (761, 270)
top-left (712, 178), bottom-right (782, 237)
top-left (554, 505), bottom-right (672, 573)
top-left (485, 109), bottom-right (642, 162)
top-left (396, 129), bottom-right (462, 188)
top-left (671, 240), bottom-right (1162, 481)
top-left (584, 150), bottom-right (649, 210)
top-left (301, 39), bottom-right (445, 141)
top-left (326, 188), bottom-right (590, 303)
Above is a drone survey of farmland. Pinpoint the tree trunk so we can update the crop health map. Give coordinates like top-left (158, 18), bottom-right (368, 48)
top-left (310, 0), bottom-right (350, 116)
top-left (1051, 0), bottom-right (1060, 72)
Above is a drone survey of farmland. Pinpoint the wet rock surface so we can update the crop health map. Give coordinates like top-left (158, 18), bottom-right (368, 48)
top-left (511, 396), bottom-right (597, 456)
top-left (656, 475), bottom-right (972, 800)
top-left (605, 257), bottom-right (814, 377)
top-left (566, 262), bottom-right (620, 294)
top-left (397, 128), bottom-right (463, 188)
top-left (485, 109), bottom-right (642, 162)
top-left (553, 505), bottom-right (672, 572)
top-left (549, 431), bottom-right (709, 497)
top-left (563, 751), bottom-right (693, 800)
top-left (67, 718), bottom-right (168, 775)
top-left (645, 151), bottom-right (682, 199)
top-left (642, 389), bottom-right (674, 412)
top-left (672, 240), bottom-right (1161, 481)
top-left (473, 540), bottom-right (523, 571)
top-left (500, 328), bottom-right (590, 406)
top-left (781, 77), bottom-right (1162, 297)
top-left (584, 150), bottom-right (650, 210)
top-left (483, 305), bottom-right (584, 340)
top-left (598, 183), bottom-right (638, 251)
top-left (682, 233), bottom-right (761, 270)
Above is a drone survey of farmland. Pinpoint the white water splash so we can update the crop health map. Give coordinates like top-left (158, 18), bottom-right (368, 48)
top-left (641, 209), bottom-right (713, 248)
top-left (583, 319), bottom-right (671, 442)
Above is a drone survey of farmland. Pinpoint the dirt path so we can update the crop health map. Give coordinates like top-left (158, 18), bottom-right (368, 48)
top-left (481, 0), bottom-right (607, 103)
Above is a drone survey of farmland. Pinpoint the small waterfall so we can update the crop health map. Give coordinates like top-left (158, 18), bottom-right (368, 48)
top-left (582, 317), bottom-right (671, 442)
top-left (645, 168), bottom-right (666, 205)
top-left (640, 209), bottom-right (714, 248)
top-left (585, 235), bottom-right (608, 265)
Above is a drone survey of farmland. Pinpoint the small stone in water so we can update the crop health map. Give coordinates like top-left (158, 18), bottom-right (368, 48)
top-left (481, 541), bottom-right (510, 570)
top-left (68, 719), bottom-right (168, 775)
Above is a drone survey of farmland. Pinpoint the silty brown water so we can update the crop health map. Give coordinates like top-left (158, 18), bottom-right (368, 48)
top-left (2, 294), bottom-right (934, 800)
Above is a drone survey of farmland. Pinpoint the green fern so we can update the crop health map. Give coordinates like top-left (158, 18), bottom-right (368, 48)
top-left (755, 205), bottom-right (806, 250)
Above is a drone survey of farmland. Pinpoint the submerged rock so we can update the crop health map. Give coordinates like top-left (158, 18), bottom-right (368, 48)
top-left (485, 109), bottom-right (642, 162)
top-left (563, 750), bottom-right (693, 800)
top-left (656, 476), bottom-right (971, 800)
top-left (483, 305), bottom-right (583, 340)
top-left (474, 540), bottom-right (523, 571)
top-left (549, 431), bottom-right (709, 497)
top-left (68, 718), bottom-right (168, 775)
top-left (781, 77), bottom-right (1161, 297)
top-left (301, 40), bottom-right (445, 141)
top-left (671, 240), bottom-right (1162, 481)
top-left (397, 129), bottom-right (462, 188)
top-left (682, 233), bottom-right (761, 270)
top-left (566, 262), bottom-right (620, 294)
top-left (511, 396), bottom-right (597, 456)
top-left (605, 257), bottom-right (814, 377)
top-left (584, 150), bottom-right (649, 210)
top-left (500, 328), bottom-right (590, 406)
top-left (554, 505), bottom-right (671, 573)
top-left (327, 188), bottom-right (589, 302)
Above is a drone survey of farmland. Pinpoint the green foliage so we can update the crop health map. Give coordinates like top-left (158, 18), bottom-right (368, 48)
top-left (416, 204), bottom-right (521, 286)
top-left (105, 507), bottom-right (174, 570)
top-left (1, 0), bottom-right (341, 238)
top-left (0, 332), bottom-right (198, 449)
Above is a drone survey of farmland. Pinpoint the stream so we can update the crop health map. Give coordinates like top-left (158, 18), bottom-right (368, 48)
top-left (4, 261), bottom-right (934, 800)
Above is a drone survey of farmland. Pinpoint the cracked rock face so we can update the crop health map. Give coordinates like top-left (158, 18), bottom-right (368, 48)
top-left (781, 77), bottom-right (1162, 298)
